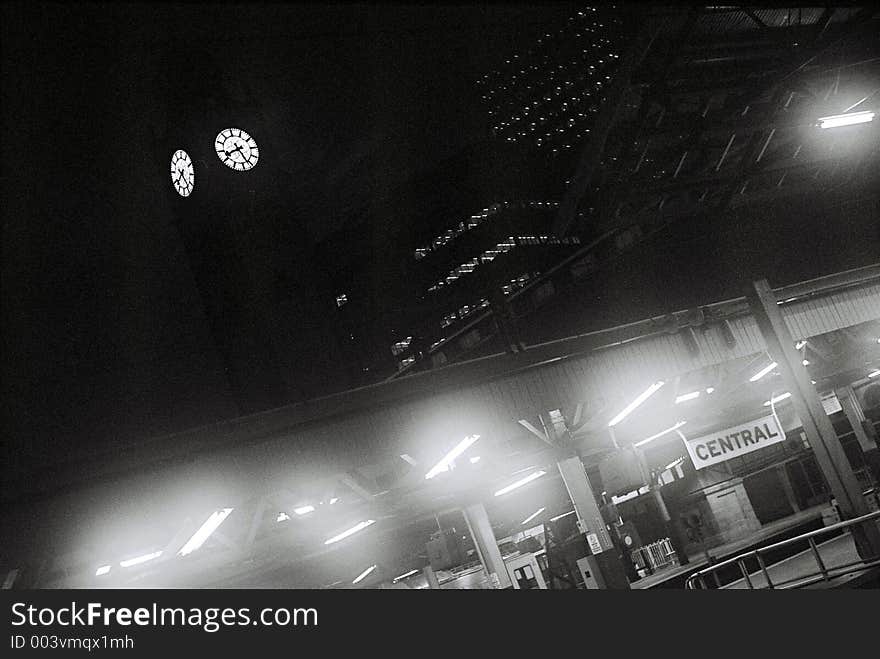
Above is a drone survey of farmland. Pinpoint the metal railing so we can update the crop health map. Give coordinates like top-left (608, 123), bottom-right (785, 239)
top-left (685, 509), bottom-right (880, 589)
top-left (632, 538), bottom-right (678, 574)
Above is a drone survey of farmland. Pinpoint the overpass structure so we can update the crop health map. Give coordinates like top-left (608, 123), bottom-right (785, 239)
top-left (3, 264), bottom-right (879, 589)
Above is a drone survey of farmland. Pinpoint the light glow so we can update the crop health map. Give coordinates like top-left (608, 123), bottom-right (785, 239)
top-left (818, 111), bottom-right (874, 129)
top-left (706, 387), bottom-right (715, 394)
top-left (119, 551), bottom-right (163, 568)
top-left (178, 508), bottom-right (233, 556)
top-left (663, 457), bottom-right (685, 472)
top-left (294, 505), bottom-right (315, 515)
top-left (425, 434), bottom-right (480, 479)
top-left (868, 370), bottom-right (880, 378)
top-left (550, 510), bottom-right (576, 522)
top-left (795, 340), bottom-right (807, 350)
top-left (276, 512), bottom-right (290, 522)
top-left (674, 391), bottom-right (700, 404)
top-left (749, 362), bottom-right (778, 382)
top-left (329, 497), bottom-right (340, 505)
top-left (494, 470), bottom-right (546, 496)
top-left (95, 565), bottom-right (111, 576)
top-left (802, 359), bottom-right (810, 366)
top-left (324, 519), bottom-right (375, 545)
top-left (607, 381), bottom-right (665, 426)
top-left (521, 507), bottom-right (546, 525)
top-left (352, 564), bottom-right (377, 585)
top-left (634, 421), bottom-right (687, 448)
top-left (469, 456), bottom-right (481, 464)
top-left (763, 392), bottom-right (792, 406)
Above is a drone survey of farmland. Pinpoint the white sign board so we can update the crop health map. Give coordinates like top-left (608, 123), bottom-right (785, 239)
top-left (586, 532), bottom-right (603, 555)
top-left (684, 414), bottom-right (785, 470)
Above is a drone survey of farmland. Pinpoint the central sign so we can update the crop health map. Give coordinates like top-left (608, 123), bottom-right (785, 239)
top-left (683, 414), bottom-right (785, 470)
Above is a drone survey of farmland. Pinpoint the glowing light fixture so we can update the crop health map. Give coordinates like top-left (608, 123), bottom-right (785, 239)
top-left (675, 391), bottom-right (700, 404)
top-left (95, 565), bottom-right (111, 576)
top-left (818, 111), bottom-right (874, 129)
top-left (276, 512), bottom-right (290, 522)
top-left (749, 362), bottom-right (778, 382)
top-left (469, 456), bottom-right (481, 464)
top-left (706, 387), bottom-right (715, 394)
top-left (324, 519), bottom-right (375, 545)
top-left (550, 510), bottom-right (575, 522)
top-left (329, 497), bottom-right (340, 505)
top-left (294, 505), bottom-right (315, 515)
top-left (178, 508), bottom-right (233, 556)
top-left (393, 569), bottom-right (420, 583)
top-left (425, 434), bottom-right (480, 479)
top-left (494, 470), bottom-right (546, 496)
top-left (763, 392), bottom-right (792, 406)
top-left (802, 359), bottom-right (810, 366)
top-left (795, 340), bottom-right (807, 350)
top-left (634, 421), bottom-right (687, 448)
top-left (607, 381), bottom-right (664, 426)
top-left (663, 457), bottom-right (685, 472)
top-left (868, 369), bottom-right (880, 378)
top-left (119, 551), bottom-right (163, 568)
top-left (522, 507), bottom-right (546, 525)
top-left (352, 565), bottom-right (377, 585)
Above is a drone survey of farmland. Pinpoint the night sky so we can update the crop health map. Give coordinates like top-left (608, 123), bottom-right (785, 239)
top-left (0, 2), bottom-right (578, 500)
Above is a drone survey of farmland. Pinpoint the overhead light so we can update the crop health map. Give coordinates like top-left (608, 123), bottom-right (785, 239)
top-left (425, 434), bottom-right (481, 479)
top-left (399, 454), bottom-right (417, 466)
top-left (393, 569), bottom-right (420, 583)
top-left (818, 110), bottom-right (874, 129)
top-left (811, 379), bottom-right (817, 385)
top-left (802, 359), bottom-right (810, 366)
top-left (469, 456), bottom-right (481, 464)
top-left (521, 507), bottom-right (546, 525)
top-left (294, 505), bottom-right (315, 515)
top-left (634, 421), bottom-right (687, 448)
top-left (329, 497), bottom-right (340, 505)
top-left (749, 362), bottom-right (778, 382)
top-left (276, 512), bottom-right (290, 522)
top-left (95, 565), bottom-right (111, 577)
top-left (119, 551), bottom-right (163, 568)
top-left (494, 470), bottom-right (546, 496)
top-left (352, 565), bottom-right (377, 585)
top-left (763, 392), bottom-right (792, 406)
top-left (869, 370), bottom-right (880, 378)
top-left (608, 381), bottom-right (665, 426)
top-left (324, 519), bottom-right (375, 545)
top-left (705, 387), bottom-right (715, 394)
top-left (674, 391), bottom-right (700, 404)
top-left (178, 508), bottom-right (233, 556)
top-left (550, 510), bottom-right (575, 522)
top-left (795, 340), bottom-right (807, 350)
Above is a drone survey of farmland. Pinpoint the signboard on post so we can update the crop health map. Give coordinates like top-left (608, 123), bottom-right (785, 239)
top-left (683, 414), bottom-right (785, 470)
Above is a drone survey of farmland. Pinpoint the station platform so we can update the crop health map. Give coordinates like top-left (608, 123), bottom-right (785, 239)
top-left (632, 507), bottom-right (826, 589)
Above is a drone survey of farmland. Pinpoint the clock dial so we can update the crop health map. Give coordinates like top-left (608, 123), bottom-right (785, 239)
top-left (170, 149), bottom-right (195, 197)
top-left (214, 127), bottom-right (259, 171)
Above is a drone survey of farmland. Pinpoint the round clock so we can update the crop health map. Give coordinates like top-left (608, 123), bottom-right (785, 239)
top-left (214, 127), bottom-right (259, 171)
top-left (170, 149), bottom-right (195, 197)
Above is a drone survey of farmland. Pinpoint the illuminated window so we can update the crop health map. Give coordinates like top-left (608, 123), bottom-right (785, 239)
top-left (335, 293), bottom-right (348, 308)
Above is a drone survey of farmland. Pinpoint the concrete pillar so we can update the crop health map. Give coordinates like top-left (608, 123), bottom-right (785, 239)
top-left (557, 455), bottom-right (631, 588)
top-left (747, 279), bottom-right (880, 559)
top-left (423, 566), bottom-right (440, 590)
top-left (462, 502), bottom-right (511, 589)
top-left (777, 463), bottom-right (801, 513)
top-left (836, 385), bottom-right (878, 452)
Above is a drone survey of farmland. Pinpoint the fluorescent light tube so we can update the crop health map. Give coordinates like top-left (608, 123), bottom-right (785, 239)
top-left (818, 111), bottom-right (874, 129)
top-left (494, 470), bottom-right (546, 496)
top-left (634, 421), bottom-right (687, 448)
top-left (119, 551), bottom-right (162, 568)
top-left (352, 564), bottom-right (377, 584)
top-left (294, 505), bottom-right (315, 515)
top-left (425, 434), bottom-right (480, 479)
top-left (749, 362), bottom-right (778, 382)
top-left (674, 391), bottom-right (700, 404)
top-left (95, 565), bottom-right (111, 576)
top-left (324, 519), bottom-right (375, 545)
top-left (763, 392), bottom-right (792, 406)
top-left (550, 510), bottom-right (575, 522)
top-left (608, 381), bottom-right (664, 426)
top-left (178, 508), bottom-right (233, 556)
top-left (521, 507), bottom-right (546, 525)
top-left (393, 569), bottom-right (419, 583)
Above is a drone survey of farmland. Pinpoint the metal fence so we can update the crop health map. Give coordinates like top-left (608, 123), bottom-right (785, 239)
top-left (685, 509), bottom-right (880, 589)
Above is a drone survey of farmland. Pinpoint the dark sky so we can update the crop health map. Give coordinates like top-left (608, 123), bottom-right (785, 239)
top-left (0, 2), bottom-right (578, 496)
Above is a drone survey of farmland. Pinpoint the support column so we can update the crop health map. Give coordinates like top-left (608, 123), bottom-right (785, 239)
top-left (747, 279), bottom-right (880, 559)
top-left (423, 566), bottom-right (440, 590)
top-left (462, 502), bottom-right (511, 589)
top-left (634, 448), bottom-right (690, 566)
top-left (836, 385), bottom-right (879, 452)
top-left (557, 455), bottom-right (631, 588)
top-left (777, 463), bottom-right (802, 513)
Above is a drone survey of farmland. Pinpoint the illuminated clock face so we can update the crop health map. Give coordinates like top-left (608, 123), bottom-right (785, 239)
top-left (170, 149), bottom-right (195, 197)
top-left (215, 127), bottom-right (259, 171)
